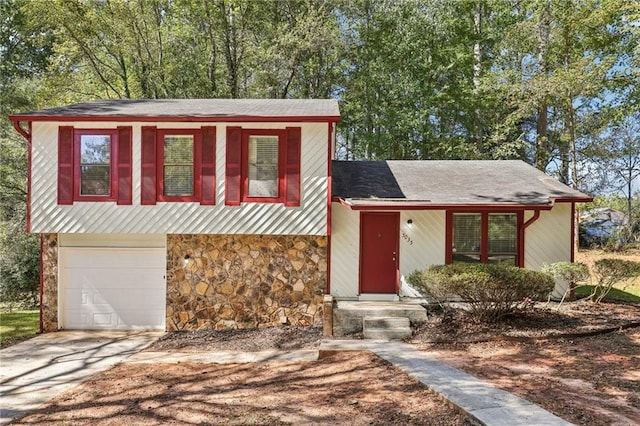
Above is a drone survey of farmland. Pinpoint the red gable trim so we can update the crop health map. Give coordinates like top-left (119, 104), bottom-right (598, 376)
top-left (8, 114), bottom-right (341, 123)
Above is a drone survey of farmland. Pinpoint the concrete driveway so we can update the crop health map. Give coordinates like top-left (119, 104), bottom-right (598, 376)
top-left (0, 331), bottom-right (163, 425)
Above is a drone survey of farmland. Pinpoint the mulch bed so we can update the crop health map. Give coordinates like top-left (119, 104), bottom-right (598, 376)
top-left (148, 325), bottom-right (323, 352)
top-left (148, 300), bottom-right (640, 352)
top-left (410, 300), bottom-right (640, 343)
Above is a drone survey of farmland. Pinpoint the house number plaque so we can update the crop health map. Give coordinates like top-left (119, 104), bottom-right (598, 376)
top-left (401, 231), bottom-right (413, 245)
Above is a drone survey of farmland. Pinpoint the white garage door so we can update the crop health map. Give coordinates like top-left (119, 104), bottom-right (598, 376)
top-left (59, 247), bottom-right (166, 330)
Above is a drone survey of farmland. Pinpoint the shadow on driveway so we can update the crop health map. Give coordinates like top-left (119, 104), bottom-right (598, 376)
top-left (0, 330), bottom-right (163, 424)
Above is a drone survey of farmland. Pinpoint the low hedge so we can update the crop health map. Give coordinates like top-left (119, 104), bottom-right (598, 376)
top-left (407, 263), bottom-right (555, 321)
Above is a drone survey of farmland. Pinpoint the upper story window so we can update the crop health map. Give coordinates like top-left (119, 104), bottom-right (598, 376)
top-left (448, 211), bottom-right (521, 266)
top-left (247, 135), bottom-right (279, 198)
top-left (158, 131), bottom-right (198, 201)
top-left (77, 132), bottom-right (115, 198)
top-left (225, 127), bottom-right (301, 206)
top-left (58, 126), bottom-right (132, 205)
top-left (140, 126), bottom-right (216, 205)
top-left (242, 130), bottom-right (285, 202)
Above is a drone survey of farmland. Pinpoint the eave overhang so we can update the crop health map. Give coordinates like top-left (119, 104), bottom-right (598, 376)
top-left (332, 195), bottom-right (593, 211)
top-left (8, 113), bottom-right (341, 123)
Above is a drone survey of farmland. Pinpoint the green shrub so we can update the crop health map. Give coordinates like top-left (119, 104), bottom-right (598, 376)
top-left (408, 263), bottom-right (555, 321)
top-left (591, 258), bottom-right (640, 303)
top-left (0, 223), bottom-right (39, 311)
top-left (541, 262), bottom-right (590, 304)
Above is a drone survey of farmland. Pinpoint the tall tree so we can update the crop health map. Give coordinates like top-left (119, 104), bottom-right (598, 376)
top-left (0, 0), bottom-right (52, 306)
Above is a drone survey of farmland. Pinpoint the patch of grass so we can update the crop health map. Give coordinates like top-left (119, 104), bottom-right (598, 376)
top-left (574, 285), bottom-right (640, 303)
top-left (0, 310), bottom-right (39, 347)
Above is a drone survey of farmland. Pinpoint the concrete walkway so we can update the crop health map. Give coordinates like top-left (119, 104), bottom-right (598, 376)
top-left (320, 339), bottom-right (572, 426)
top-left (0, 331), bottom-right (163, 425)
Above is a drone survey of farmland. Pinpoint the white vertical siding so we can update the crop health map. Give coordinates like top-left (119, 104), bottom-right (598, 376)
top-left (399, 210), bottom-right (446, 281)
top-left (30, 121), bottom-right (329, 235)
top-left (525, 203), bottom-right (573, 298)
top-left (330, 203), bottom-right (360, 298)
top-left (330, 204), bottom-right (573, 298)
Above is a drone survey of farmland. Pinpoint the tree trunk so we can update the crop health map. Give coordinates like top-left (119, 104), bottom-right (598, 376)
top-left (473, 1), bottom-right (483, 148)
top-left (535, 2), bottom-right (550, 171)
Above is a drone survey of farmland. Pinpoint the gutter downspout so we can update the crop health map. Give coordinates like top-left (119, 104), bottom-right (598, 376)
top-left (39, 235), bottom-right (44, 333)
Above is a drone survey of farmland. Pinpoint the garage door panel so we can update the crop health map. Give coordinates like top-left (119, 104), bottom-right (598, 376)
top-left (60, 247), bottom-right (166, 330)
top-left (116, 309), bottom-right (165, 328)
top-left (63, 287), bottom-right (164, 308)
top-left (62, 249), bottom-right (165, 269)
top-left (88, 288), bottom-right (164, 309)
top-left (64, 269), bottom-right (164, 290)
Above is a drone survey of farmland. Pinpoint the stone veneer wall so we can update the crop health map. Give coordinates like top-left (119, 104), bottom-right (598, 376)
top-left (41, 233), bottom-right (58, 332)
top-left (166, 234), bottom-right (327, 331)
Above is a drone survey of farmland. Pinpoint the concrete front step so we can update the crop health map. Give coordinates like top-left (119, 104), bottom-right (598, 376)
top-left (333, 301), bottom-right (427, 336)
top-left (363, 316), bottom-right (412, 340)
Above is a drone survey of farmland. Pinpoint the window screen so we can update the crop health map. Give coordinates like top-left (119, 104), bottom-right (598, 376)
top-left (488, 213), bottom-right (517, 265)
top-left (163, 135), bottom-right (194, 196)
top-left (80, 134), bottom-right (111, 196)
top-left (248, 136), bottom-right (278, 197)
top-left (452, 213), bottom-right (481, 263)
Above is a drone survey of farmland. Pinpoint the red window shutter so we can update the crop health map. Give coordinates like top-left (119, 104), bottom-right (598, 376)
top-left (285, 127), bottom-right (302, 207)
top-left (116, 126), bottom-right (132, 205)
top-left (141, 126), bottom-right (157, 205)
top-left (201, 126), bottom-right (216, 205)
top-left (225, 126), bottom-right (242, 206)
top-left (57, 126), bottom-right (74, 205)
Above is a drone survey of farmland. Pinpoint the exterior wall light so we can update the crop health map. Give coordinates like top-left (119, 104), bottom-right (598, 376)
top-left (407, 219), bottom-right (413, 225)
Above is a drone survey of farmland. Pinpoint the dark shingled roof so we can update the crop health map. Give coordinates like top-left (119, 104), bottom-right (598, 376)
top-left (10, 99), bottom-right (340, 121)
top-left (332, 160), bottom-right (591, 207)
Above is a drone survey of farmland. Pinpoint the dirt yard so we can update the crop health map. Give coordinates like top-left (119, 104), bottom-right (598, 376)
top-left (14, 351), bottom-right (470, 425)
top-left (12, 249), bottom-right (640, 425)
top-left (409, 299), bottom-right (640, 425)
top-left (14, 300), bottom-right (639, 426)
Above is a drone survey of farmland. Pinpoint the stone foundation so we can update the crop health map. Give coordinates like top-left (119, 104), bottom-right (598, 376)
top-left (166, 234), bottom-right (327, 331)
top-left (41, 233), bottom-right (58, 332)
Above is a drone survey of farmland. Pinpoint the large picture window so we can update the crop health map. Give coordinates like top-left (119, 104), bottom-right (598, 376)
top-left (449, 211), bottom-right (520, 266)
top-left (452, 214), bottom-right (482, 263)
top-left (488, 213), bottom-right (517, 264)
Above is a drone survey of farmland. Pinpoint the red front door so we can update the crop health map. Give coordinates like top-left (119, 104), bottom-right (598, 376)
top-left (360, 212), bottom-right (399, 294)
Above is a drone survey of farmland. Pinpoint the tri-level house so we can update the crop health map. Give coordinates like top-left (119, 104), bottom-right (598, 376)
top-left (10, 99), bottom-right (591, 333)
top-left (10, 99), bottom-right (338, 332)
